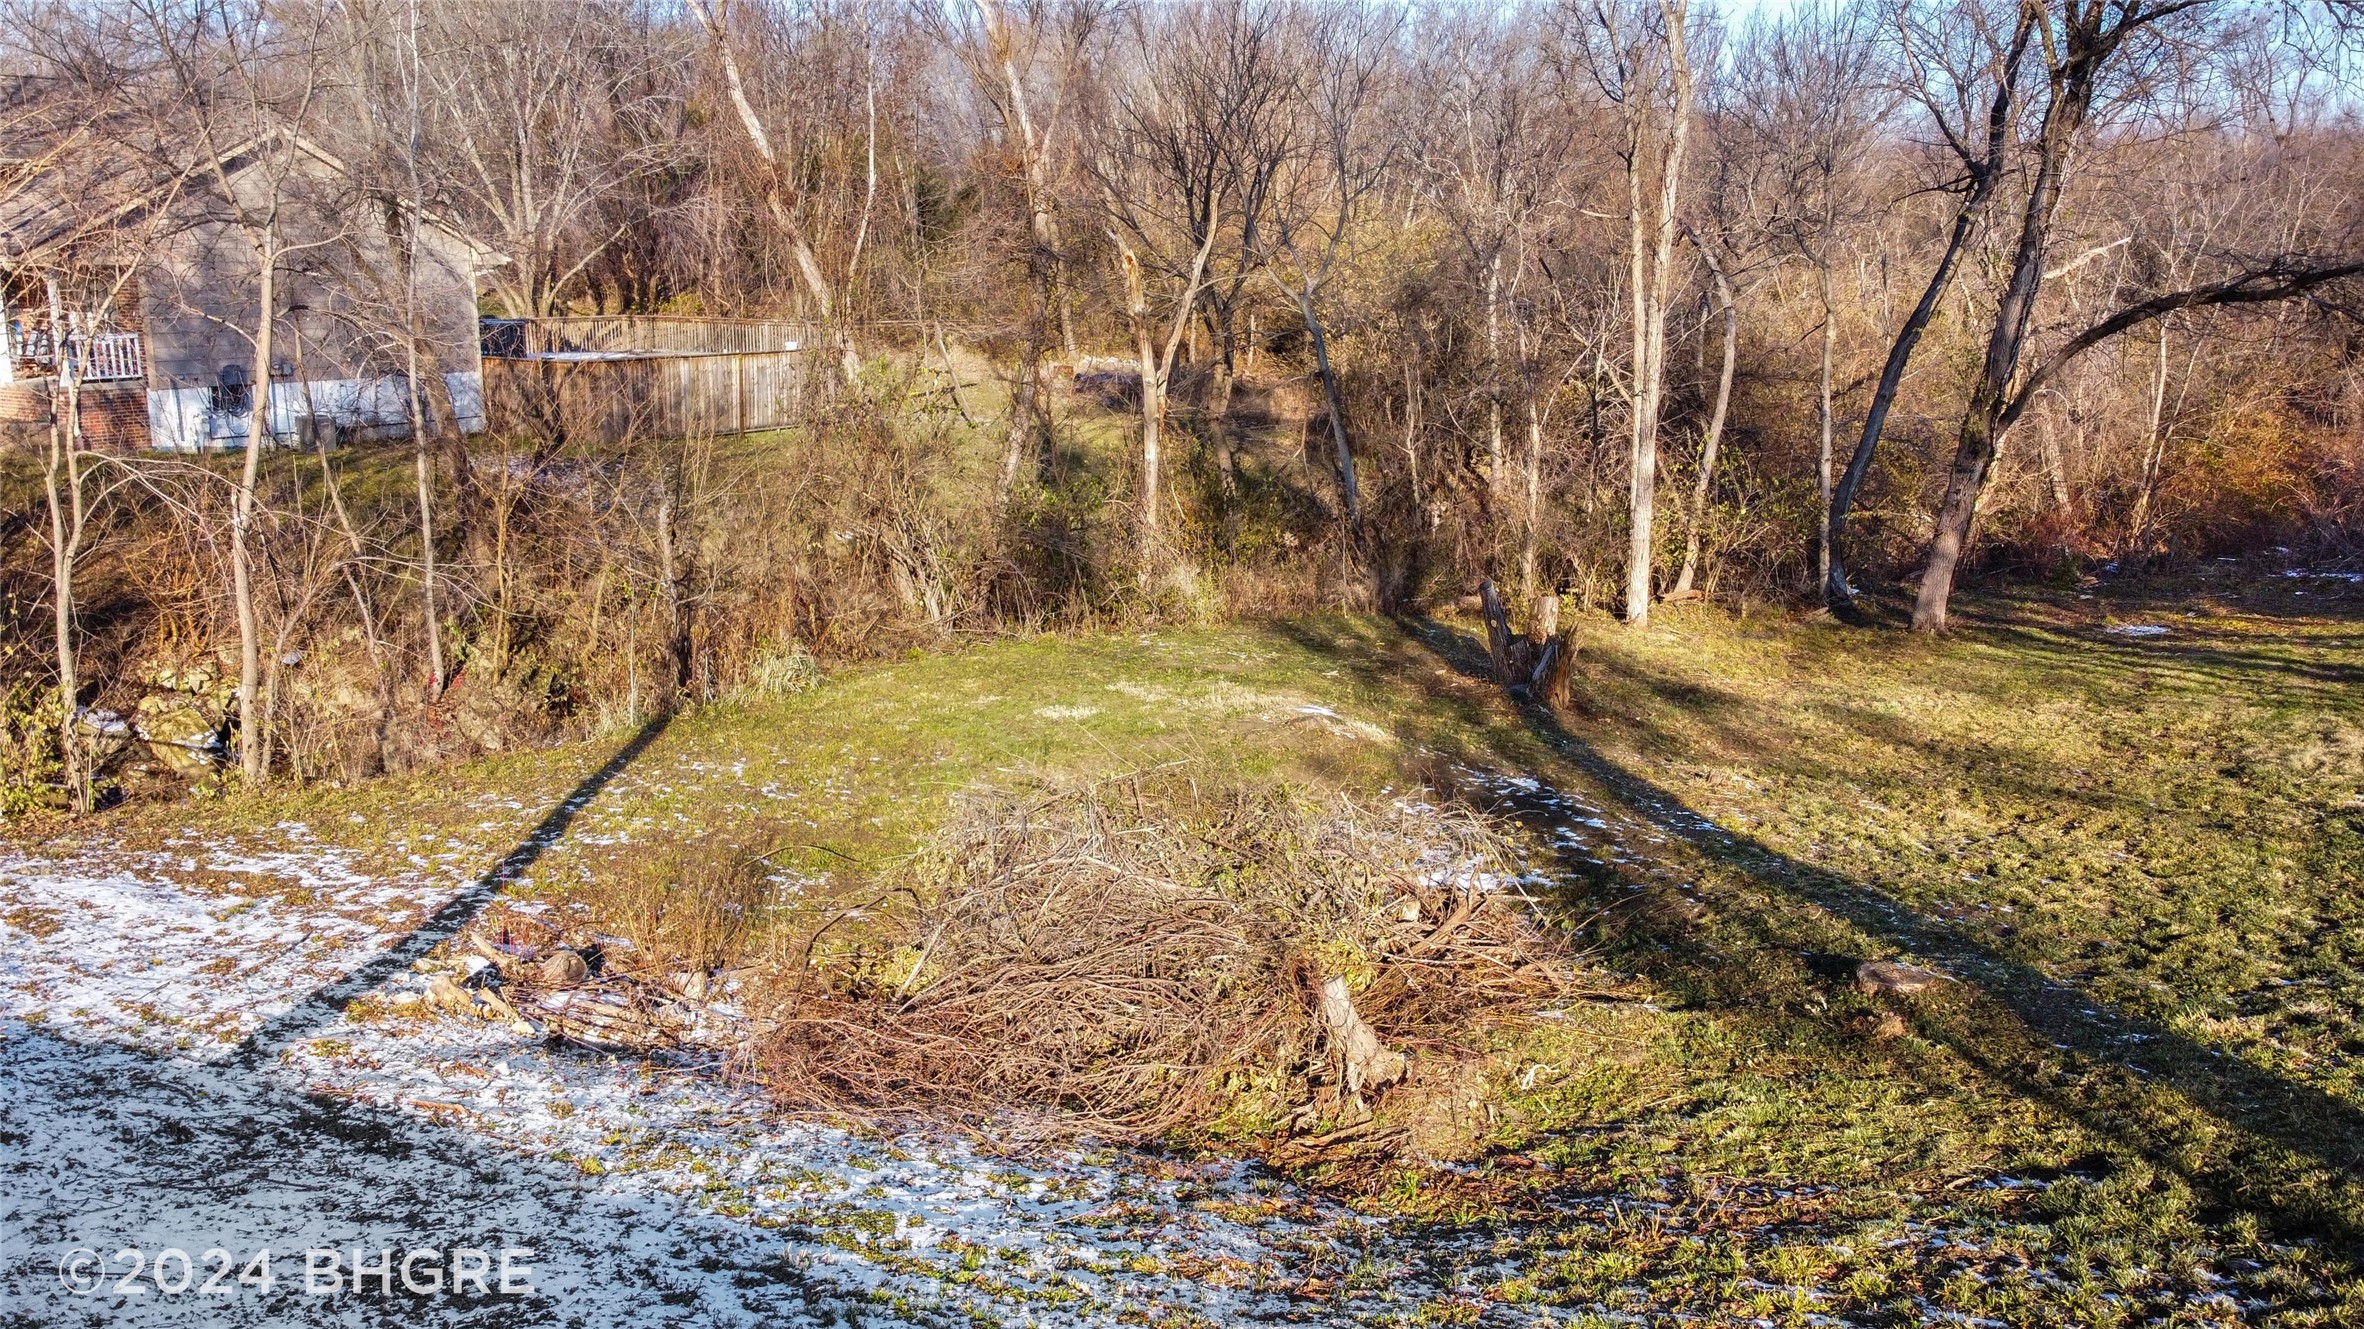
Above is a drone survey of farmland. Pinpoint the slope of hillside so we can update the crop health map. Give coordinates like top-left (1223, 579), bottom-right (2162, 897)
top-left (6, 570), bottom-right (2361, 1325)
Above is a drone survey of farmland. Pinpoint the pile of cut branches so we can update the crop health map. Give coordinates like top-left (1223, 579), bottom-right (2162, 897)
top-left (743, 777), bottom-right (1587, 1142)
top-left (423, 920), bottom-right (749, 1056)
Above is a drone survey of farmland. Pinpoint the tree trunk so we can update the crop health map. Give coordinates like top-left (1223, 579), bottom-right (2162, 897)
top-left (1296, 285), bottom-right (1359, 524)
top-left (45, 410), bottom-right (83, 811)
top-left (978, 0), bottom-right (1062, 494)
top-left (1105, 207), bottom-right (1215, 554)
top-left (2126, 318), bottom-right (2173, 551)
top-left (1484, 253), bottom-right (1505, 510)
top-left (1478, 578), bottom-right (1513, 682)
top-left (1002, 333), bottom-right (1044, 495)
top-left (1622, 0), bottom-right (1692, 627)
top-left (233, 257), bottom-right (274, 784)
top-left (1401, 358), bottom-right (1423, 519)
top-left (1119, 247), bottom-right (1164, 544)
top-left (399, 10), bottom-right (446, 697)
top-left (1828, 13), bottom-right (2033, 607)
top-left (42, 281), bottom-right (86, 809)
top-left (396, 292), bottom-right (444, 695)
top-left (1913, 75), bottom-right (2088, 632)
top-left (1815, 260), bottom-right (1837, 596)
top-left (695, 0), bottom-right (862, 385)
top-left (2040, 413), bottom-right (2071, 512)
top-left (657, 482), bottom-right (690, 696)
top-left (414, 416), bottom-right (444, 679)
top-left (1673, 226), bottom-right (1734, 597)
top-left (1522, 396), bottom-right (1544, 599)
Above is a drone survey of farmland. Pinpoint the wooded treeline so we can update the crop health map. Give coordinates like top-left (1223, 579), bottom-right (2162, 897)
top-left (3, 0), bottom-right (2363, 806)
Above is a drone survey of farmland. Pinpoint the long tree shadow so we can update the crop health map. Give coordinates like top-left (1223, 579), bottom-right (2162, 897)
top-left (1986, 619), bottom-right (2364, 696)
top-left (234, 711), bottom-right (674, 1068)
top-left (1274, 616), bottom-right (2364, 1255)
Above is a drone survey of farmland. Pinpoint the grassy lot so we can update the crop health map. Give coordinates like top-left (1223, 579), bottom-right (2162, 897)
top-left (34, 564), bottom-right (2364, 1324)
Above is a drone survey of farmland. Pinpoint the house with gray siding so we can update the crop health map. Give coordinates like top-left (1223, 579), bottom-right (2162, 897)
top-left (1, 100), bottom-right (492, 451)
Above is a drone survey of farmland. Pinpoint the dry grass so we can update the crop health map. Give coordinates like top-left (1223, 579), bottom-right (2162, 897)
top-left (576, 826), bottom-right (782, 981)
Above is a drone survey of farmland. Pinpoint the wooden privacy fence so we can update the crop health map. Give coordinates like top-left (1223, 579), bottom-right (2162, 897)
top-left (479, 317), bottom-right (818, 444)
top-left (482, 315), bottom-right (811, 358)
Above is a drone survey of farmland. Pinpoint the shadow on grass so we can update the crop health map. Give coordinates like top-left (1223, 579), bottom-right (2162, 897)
top-left (1269, 615), bottom-right (2364, 1255)
top-left (235, 710), bottom-right (675, 1067)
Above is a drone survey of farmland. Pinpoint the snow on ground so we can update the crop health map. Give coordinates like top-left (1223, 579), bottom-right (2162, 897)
top-left (0, 832), bottom-right (474, 1054)
top-left (288, 1011), bottom-right (1400, 1325)
top-left (0, 806), bottom-right (1549, 1327)
top-left (3, 1027), bottom-right (821, 1327)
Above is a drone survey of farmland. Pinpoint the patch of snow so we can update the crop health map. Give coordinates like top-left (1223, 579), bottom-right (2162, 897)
top-left (0, 832), bottom-right (1448, 1326)
top-left (0, 842), bottom-right (462, 1055)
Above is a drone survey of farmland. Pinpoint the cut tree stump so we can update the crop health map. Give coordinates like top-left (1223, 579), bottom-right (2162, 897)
top-left (1479, 580), bottom-right (1514, 682)
top-left (1530, 592), bottom-right (1559, 643)
top-left (1318, 975), bottom-right (1407, 1096)
top-left (1476, 580), bottom-right (1576, 708)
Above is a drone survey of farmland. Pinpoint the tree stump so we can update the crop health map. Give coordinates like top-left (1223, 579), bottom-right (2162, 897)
top-left (1318, 975), bottom-right (1406, 1097)
top-left (1478, 580), bottom-right (1514, 682)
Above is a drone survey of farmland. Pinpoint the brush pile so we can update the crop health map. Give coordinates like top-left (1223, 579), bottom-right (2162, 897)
top-left (746, 779), bottom-right (1585, 1142)
top-left (433, 778), bottom-right (1588, 1147)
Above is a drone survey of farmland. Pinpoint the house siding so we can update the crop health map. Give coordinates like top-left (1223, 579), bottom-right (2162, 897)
top-left (144, 370), bottom-right (485, 453)
top-left (5, 135), bottom-right (488, 453)
top-left (130, 141), bottom-right (485, 452)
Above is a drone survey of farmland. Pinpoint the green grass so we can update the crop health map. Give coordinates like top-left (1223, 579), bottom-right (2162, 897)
top-left (37, 566), bottom-right (2364, 1323)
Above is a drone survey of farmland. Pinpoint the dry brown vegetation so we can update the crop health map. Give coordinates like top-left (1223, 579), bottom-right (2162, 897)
top-left (4, 0), bottom-right (2363, 813)
top-left (463, 776), bottom-right (1591, 1149)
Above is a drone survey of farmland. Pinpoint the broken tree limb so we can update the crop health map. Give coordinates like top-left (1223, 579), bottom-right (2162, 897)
top-left (1527, 636), bottom-right (1562, 697)
top-left (1537, 633), bottom-right (1576, 709)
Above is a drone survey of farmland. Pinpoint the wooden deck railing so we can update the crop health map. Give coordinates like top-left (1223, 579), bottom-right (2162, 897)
top-left (7, 327), bottom-right (146, 382)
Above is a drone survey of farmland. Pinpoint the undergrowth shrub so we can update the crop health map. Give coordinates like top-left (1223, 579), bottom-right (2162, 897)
top-left (581, 826), bottom-right (789, 979)
top-left (738, 637), bottom-right (823, 700)
top-left (0, 680), bottom-right (64, 815)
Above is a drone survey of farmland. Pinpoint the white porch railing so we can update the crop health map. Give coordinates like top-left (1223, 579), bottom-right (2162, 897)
top-left (8, 326), bottom-right (52, 371)
top-left (78, 332), bottom-right (145, 381)
top-left (6, 327), bottom-right (145, 382)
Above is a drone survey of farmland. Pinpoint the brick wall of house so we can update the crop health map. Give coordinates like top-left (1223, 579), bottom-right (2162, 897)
top-left (0, 380), bottom-right (152, 450)
top-left (74, 383), bottom-right (150, 450)
top-left (0, 383), bottom-right (48, 424)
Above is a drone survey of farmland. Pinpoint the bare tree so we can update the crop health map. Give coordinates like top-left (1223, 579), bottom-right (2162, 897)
top-left (1091, 1), bottom-right (1280, 549)
top-left (1418, 16), bottom-right (1563, 520)
top-left (1912, 0), bottom-right (2362, 630)
top-left (1742, 3), bottom-right (1886, 594)
top-left (1263, 1), bottom-right (1398, 526)
top-left (1825, 0), bottom-right (2035, 607)
top-left (138, 0), bottom-right (351, 784)
top-left (1573, 0), bottom-right (1696, 625)
top-left (941, 0), bottom-right (1103, 494)
top-left (1669, 220), bottom-right (1735, 597)
top-left (691, 0), bottom-right (865, 383)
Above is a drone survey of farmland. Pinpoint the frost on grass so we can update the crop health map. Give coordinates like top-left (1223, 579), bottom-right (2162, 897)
top-left (0, 833), bottom-right (468, 1053)
top-left (0, 811), bottom-right (1472, 1326)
